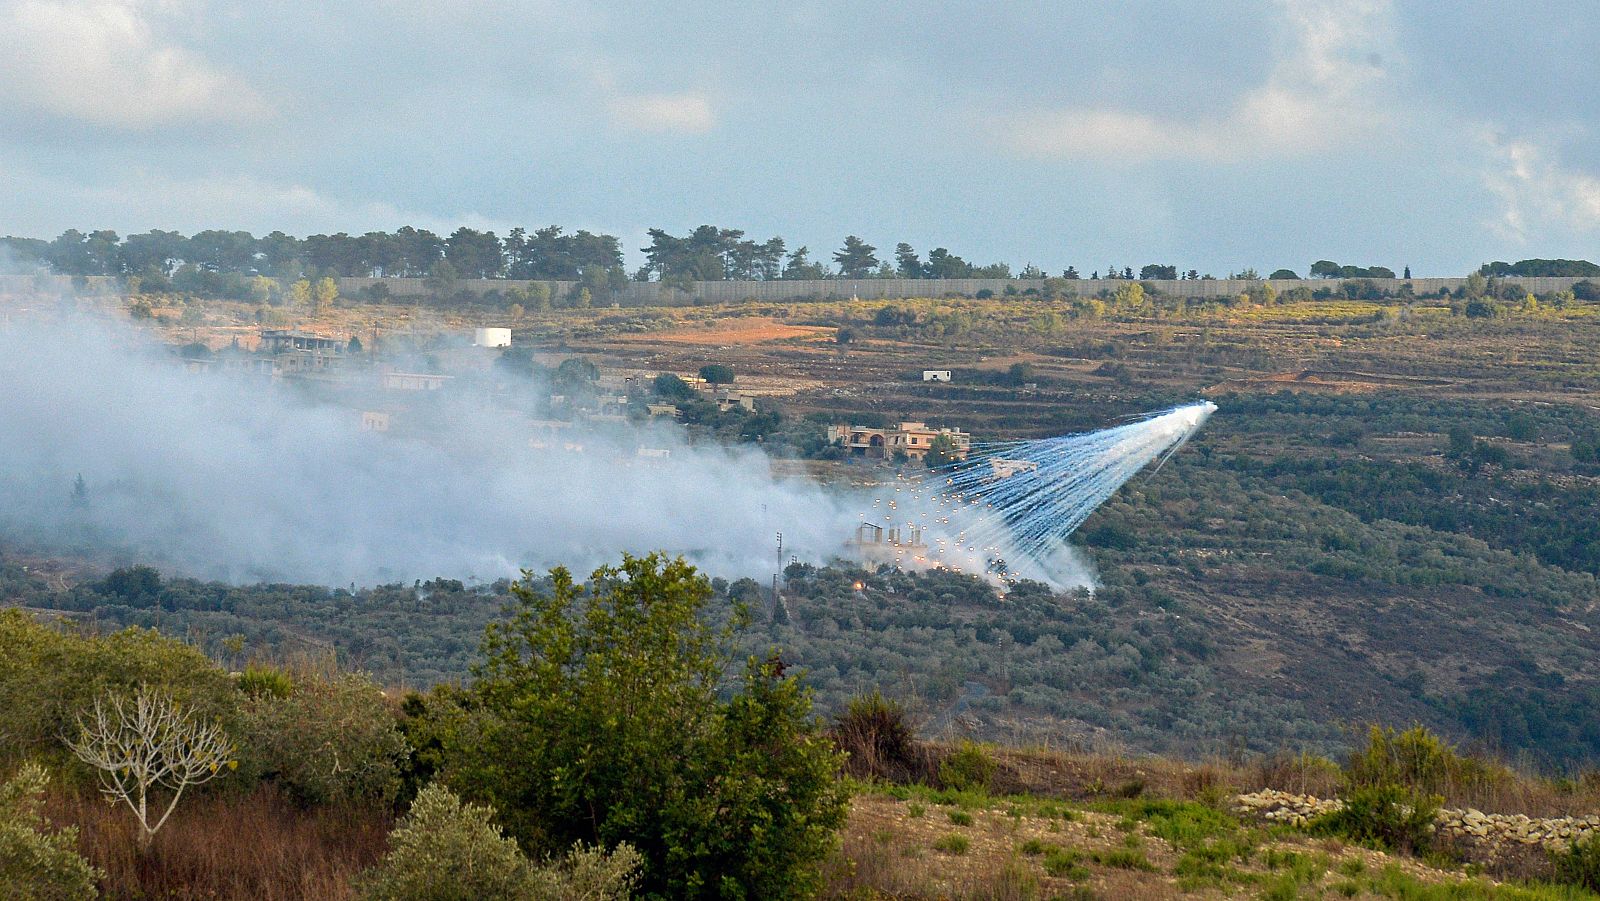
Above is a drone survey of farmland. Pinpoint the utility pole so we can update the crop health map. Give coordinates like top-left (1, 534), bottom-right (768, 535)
top-left (772, 531), bottom-right (783, 618)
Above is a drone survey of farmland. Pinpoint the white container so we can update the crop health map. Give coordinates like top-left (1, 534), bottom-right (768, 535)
top-left (474, 327), bottom-right (512, 347)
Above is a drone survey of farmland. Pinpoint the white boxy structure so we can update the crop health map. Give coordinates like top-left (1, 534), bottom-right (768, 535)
top-left (923, 370), bottom-right (952, 382)
top-left (474, 327), bottom-right (512, 348)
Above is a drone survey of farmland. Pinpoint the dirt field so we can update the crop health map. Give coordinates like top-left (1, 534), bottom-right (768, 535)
top-left (612, 317), bottom-right (834, 345)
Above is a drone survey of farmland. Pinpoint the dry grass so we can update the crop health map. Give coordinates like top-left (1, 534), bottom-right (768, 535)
top-left (826, 794), bottom-right (1122, 899)
top-left (47, 784), bottom-right (390, 901)
top-left (612, 317), bottom-right (833, 345)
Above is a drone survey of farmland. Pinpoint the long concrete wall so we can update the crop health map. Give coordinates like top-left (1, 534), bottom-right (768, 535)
top-left (336, 274), bottom-right (1594, 304)
top-left (4, 273), bottom-right (1591, 304)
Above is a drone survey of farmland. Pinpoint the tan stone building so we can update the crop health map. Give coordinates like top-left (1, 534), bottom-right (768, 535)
top-left (826, 421), bottom-right (971, 461)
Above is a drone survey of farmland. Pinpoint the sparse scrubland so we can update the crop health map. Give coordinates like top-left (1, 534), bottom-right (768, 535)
top-left (5, 563), bottom-right (1600, 899)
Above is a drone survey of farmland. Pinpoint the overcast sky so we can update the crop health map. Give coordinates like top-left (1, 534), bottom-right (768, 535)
top-left (1, 0), bottom-right (1596, 275)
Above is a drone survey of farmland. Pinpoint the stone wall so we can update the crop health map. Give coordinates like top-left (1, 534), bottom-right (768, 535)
top-left (335, 275), bottom-right (1594, 305)
top-left (1235, 789), bottom-right (1600, 853)
top-left (2, 272), bottom-right (1590, 306)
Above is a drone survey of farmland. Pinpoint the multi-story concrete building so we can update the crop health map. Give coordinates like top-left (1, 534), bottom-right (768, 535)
top-left (826, 421), bottom-right (971, 461)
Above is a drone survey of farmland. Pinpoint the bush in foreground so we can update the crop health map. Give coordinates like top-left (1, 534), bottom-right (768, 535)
top-left (1344, 724), bottom-right (1512, 802)
top-left (1553, 834), bottom-right (1600, 892)
top-left (831, 691), bottom-right (930, 783)
top-left (438, 553), bottom-right (849, 897)
top-left (939, 741), bottom-right (997, 793)
top-left (358, 782), bottom-right (639, 901)
top-left (1314, 783), bottom-right (1441, 854)
top-left (236, 669), bottom-right (409, 808)
top-left (0, 610), bottom-right (235, 767)
top-left (0, 763), bottom-right (102, 901)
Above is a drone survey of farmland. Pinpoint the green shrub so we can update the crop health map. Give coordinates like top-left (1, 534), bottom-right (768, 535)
top-left (1094, 848), bottom-right (1155, 870)
top-left (1344, 724), bottom-right (1504, 798)
top-left (358, 782), bottom-right (640, 901)
top-left (1314, 783), bottom-right (1440, 854)
top-left (947, 810), bottom-right (973, 827)
top-left (0, 610), bottom-right (236, 765)
top-left (1113, 778), bottom-right (1146, 799)
top-left (831, 691), bottom-right (925, 782)
top-left (1552, 833), bottom-right (1600, 891)
top-left (439, 554), bottom-right (849, 898)
top-left (237, 666), bottom-right (294, 699)
top-left (236, 670), bottom-right (408, 807)
top-left (1042, 848), bottom-right (1090, 880)
top-left (939, 741), bottom-right (996, 793)
top-left (0, 763), bottom-right (102, 900)
top-left (1126, 799), bottom-right (1246, 856)
top-left (530, 842), bottom-right (644, 901)
top-left (932, 833), bottom-right (970, 855)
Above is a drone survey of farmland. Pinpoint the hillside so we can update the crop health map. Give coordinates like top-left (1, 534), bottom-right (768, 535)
top-left (7, 291), bottom-right (1600, 769)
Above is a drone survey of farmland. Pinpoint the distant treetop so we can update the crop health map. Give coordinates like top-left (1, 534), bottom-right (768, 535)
top-left (1479, 259), bottom-right (1600, 278)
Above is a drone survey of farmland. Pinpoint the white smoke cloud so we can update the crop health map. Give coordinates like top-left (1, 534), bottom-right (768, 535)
top-left (0, 314), bottom-right (855, 584)
top-left (0, 313), bottom-right (1203, 589)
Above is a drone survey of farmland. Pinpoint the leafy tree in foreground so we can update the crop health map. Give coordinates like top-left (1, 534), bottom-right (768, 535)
top-left (0, 763), bottom-right (102, 900)
top-left (0, 610), bottom-right (236, 764)
top-left (440, 553), bottom-right (848, 898)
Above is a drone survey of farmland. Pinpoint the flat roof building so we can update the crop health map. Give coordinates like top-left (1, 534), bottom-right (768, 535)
top-left (826, 421), bottom-right (972, 461)
top-left (260, 329), bottom-right (344, 355)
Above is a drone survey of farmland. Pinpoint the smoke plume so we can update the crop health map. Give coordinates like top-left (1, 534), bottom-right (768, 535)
top-left (0, 312), bottom-right (1209, 589)
top-left (0, 314), bottom-right (853, 584)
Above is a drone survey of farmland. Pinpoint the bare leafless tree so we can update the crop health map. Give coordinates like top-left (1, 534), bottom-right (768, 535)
top-left (65, 685), bottom-right (235, 849)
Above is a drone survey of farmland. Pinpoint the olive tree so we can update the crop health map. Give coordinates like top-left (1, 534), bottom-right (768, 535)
top-left (66, 685), bottom-right (235, 849)
top-left (358, 782), bottom-right (640, 901)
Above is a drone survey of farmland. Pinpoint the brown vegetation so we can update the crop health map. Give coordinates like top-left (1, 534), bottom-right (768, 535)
top-left (612, 316), bottom-right (833, 345)
top-left (46, 785), bottom-right (390, 901)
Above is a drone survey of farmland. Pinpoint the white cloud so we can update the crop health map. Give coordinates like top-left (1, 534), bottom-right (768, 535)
top-left (605, 90), bottom-right (716, 134)
top-left (0, 0), bottom-right (265, 129)
top-left (0, 160), bottom-right (512, 237)
top-left (1480, 132), bottom-right (1600, 242)
top-left (1004, 0), bottom-right (1394, 162)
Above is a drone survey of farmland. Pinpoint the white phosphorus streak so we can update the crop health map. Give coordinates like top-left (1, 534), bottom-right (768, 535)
top-left (900, 403), bottom-right (1216, 585)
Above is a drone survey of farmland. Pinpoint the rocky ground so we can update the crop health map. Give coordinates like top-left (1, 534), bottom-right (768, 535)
top-left (830, 789), bottom-right (1579, 900)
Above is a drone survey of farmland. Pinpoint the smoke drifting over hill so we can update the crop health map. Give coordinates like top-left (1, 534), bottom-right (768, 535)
top-left (0, 316), bottom-right (856, 585)
top-left (0, 313), bottom-right (1213, 588)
